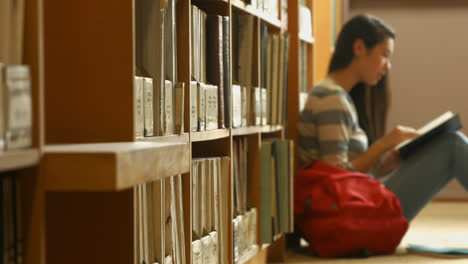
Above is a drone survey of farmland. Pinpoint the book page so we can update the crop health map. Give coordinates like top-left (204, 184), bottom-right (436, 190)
top-left (396, 111), bottom-right (454, 150)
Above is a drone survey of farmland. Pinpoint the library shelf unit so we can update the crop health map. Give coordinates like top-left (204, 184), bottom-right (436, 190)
top-left (9, 0), bottom-right (339, 263)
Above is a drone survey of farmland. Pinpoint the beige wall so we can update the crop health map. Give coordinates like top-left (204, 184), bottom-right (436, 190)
top-left (349, 0), bottom-right (468, 199)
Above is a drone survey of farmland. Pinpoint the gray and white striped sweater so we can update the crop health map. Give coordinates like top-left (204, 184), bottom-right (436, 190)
top-left (297, 78), bottom-right (368, 170)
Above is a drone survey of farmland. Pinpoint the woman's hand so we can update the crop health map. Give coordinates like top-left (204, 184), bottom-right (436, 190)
top-left (379, 125), bottom-right (421, 150)
top-left (351, 125), bottom-right (420, 174)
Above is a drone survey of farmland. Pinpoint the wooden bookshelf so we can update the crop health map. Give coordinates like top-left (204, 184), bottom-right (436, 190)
top-left (259, 13), bottom-right (282, 29)
top-left (43, 142), bottom-right (190, 191)
top-left (23, 0), bottom-right (310, 263)
top-left (232, 126), bottom-right (262, 136)
top-left (299, 35), bottom-right (315, 44)
top-left (191, 129), bottom-right (230, 142)
top-left (137, 133), bottom-right (190, 143)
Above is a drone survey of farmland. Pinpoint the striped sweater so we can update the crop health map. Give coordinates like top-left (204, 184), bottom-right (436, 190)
top-left (297, 78), bottom-right (368, 170)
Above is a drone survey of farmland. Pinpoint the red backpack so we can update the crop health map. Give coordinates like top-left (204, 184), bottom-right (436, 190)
top-left (294, 160), bottom-right (409, 257)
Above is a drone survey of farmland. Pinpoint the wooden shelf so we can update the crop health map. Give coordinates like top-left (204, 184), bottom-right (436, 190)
top-left (299, 34), bottom-right (315, 44)
top-left (191, 129), bottom-right (230, 142)
top-left (43, 142), bottom-right (190, 191)
top-left (232, 126), bottom-right (262, 136)
top-left (136, 133), bottom-right (189, 143)
top-left (231, 0), bottom-right (258, 17)
top-left (260, 125), bottom-right (283, 133)
top-left (259, 12), bottom-right (282, 29)
top-left (0, 149), bottom-right (40, 173)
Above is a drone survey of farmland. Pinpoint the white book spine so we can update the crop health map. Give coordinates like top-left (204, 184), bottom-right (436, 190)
top-left (197, 82), bottom-right (206, 131)
top-left (190, 81), bottom-right (198, 132)
top-left (205, 85), bottom-right (218, 130)
top-left (201, 235), bottom-right (212, 264)
top-left (241, 86), bottom-right (247, 127)
top-left (174, 82), bottom-right (184, 134)
top-left (134, 76), bottom-right (145, 138)
top-left (209, 231), bottom-right (218, 264)
top-left (254, 87), bottom-right (261, 126)
top-left (143, 77), bottom-right (155, 136)
top-left (5, 65), bottom-right (32, 149)
top-left (232, 218), bottom-right (239, 263)
top-left (164, 80), bottom-right (174, 135)
top-left (232, 85), bottom-right (241, 128)
top-left (191, 240), bottom-right (203, 264)
top-left (261, 88), bottom-right (267, 126)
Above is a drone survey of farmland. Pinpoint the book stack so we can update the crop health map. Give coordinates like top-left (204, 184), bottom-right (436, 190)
top-left (192, 157), bottom-right (230, 264)
top-left (135, 175), bottom-right (186, 264)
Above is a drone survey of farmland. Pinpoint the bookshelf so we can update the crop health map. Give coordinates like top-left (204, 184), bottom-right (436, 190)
top-left (4, 0), bottom-right (333, 263)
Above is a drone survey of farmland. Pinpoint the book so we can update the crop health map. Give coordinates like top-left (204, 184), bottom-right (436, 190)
top-left (174, 82), bottom-right (184, 134)
top-left (232, 85), bottom-right (241, 128)
top-left (206, 15), bottom-right (225, 129)
top-left (191, 240), bottom-right (202, 264)
top-left (219, 157), bottom-right (230, 264)
top-left (197, 82), bottom-right (206, 131)
top-left (134, 76), bottom-right (145, 138)
top-left (190, 81), bottom-right (198, 132)
top-left (222, 17), bottom-right (231, 129)
top-left (152, 180), bottom-right (165, 263)
top-left (205, 85), bottom-right (218, 131)
top-left (143, 77), bottom-right (155, 137)
top-left (5, 65), bottom-right (32, 149)
top-left (407, 244), bottom-right (468, 258)
top-left (164, 80), bottom-right (174, 135)
top-left (396, 111), bottom-right (462, 160)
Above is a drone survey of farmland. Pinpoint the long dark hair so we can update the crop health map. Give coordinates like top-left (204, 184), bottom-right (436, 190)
top-left (328, 14), bottom-right (395, 144)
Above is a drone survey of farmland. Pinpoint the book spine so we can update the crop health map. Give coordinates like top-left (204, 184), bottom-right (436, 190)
top-left (134, 76), bottom-right (145, 138)
top-left (5, 65), bottom-right (32, 149)
top-left (222, 17), bottom-right (231, 129)
top-left (190, 81), bottom-right (198, 132)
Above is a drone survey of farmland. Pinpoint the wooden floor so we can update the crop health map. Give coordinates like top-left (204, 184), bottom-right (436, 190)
top-left (285, 201), bottom-right (468, 263)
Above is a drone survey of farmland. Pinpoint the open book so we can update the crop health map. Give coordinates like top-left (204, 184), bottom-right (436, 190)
top-left (407, 244), bottom-right (468, 258)
top-left (396, 111), bottom-right (462, 160)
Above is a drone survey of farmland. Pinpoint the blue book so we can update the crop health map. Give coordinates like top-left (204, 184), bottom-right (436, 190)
top-left (407, 244), bottom-right (468, 258)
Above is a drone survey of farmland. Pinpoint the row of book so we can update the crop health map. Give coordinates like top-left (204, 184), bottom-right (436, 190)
top-left (233, 136), bottom-right (294, 244)
top-left (259, 26), bottom-right (290, 126)
top-left (135, 0), bottom-right (181, 137)
top-left (0, 64), bottom-right (33, 150)
top-left (260, 139), bottom-right (294, 243)
top-left (134, 76), bottom-right (184, 137)
top-left (135, 175), bottom-right (185, 264)
top-left (1, 174), bottom-right (23, 264)
top-left (192, 6), bottom-right (231, 130)
top-left (232, 138), bottom-right (259, 263)
top-left (191, 157), bottom-right (230, 264)
top-left (189, 82), bottom-right (220, 132)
